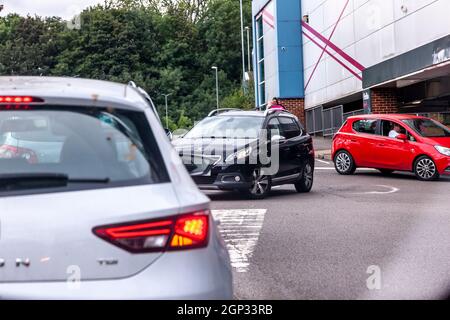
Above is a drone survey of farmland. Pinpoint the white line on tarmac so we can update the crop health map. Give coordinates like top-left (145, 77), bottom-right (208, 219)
top-left (363, 185), bottom-right (400, 194)
top-left (211, 209), bottom-right (266, 273)
top-left (315, 167), bottom-right (378, 171)
top-left (316, 159), bottom-right (330, 165)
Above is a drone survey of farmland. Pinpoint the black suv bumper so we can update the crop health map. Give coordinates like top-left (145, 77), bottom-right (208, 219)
top-left (191, 164), bottom-right (256, 190)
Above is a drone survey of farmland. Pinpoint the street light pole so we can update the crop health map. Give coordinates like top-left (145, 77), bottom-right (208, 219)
top-left (211, 66), bottom-right (219, 110)
top-left (245, 26), bottom-right (251, 72)
top-left (161, 93), bottom-right (172, 129)
top-left (240, 0), bottom-right (246, 92)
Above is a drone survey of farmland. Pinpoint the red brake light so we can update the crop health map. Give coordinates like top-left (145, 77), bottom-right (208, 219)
top-left (93, 211), bottom-right (210, 253)
top-left (171, 215), bottom-right (208, 248)
top-left (0, 96), bottom-right (43, 104)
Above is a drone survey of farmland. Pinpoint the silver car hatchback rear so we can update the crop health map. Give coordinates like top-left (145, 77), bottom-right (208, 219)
top-left (0, 77), bottom-right (233, 299)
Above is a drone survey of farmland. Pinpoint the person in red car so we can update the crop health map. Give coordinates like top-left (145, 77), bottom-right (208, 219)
top-left (389, 123), bottom-right (402, 138)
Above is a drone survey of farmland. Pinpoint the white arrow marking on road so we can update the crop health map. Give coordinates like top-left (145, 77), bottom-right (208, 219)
top-left (315, 167), bottom-right (378, 171)
top-left (361, 185), bottom-right (399, 195)
top-left (212, 209), bottom-right (266, 273)
top-left (316, 159), bottom-right (330, 165)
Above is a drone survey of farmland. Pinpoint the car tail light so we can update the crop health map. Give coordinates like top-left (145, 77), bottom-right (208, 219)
top-left (0, 145), bottom-right (38, 163)
top-left (93, 211), bottom-right (210, 253)
top-left (0, 96), bottom-right (43, 104)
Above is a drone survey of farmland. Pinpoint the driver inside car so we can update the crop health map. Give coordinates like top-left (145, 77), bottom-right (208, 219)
top-left (389, 123), bottom-right (402, 138)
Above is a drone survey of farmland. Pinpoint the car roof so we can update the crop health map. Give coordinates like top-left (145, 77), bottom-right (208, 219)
top-left (0, 76), bottom-right (149, 111)
top-left (347, 114), bottom-right (427, 121)
top-left (217, 110), bottom-right (266, 117)
top-left (216, 110), bottom-right (297, 118)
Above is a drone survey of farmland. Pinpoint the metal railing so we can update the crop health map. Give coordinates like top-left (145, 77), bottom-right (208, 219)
top-left (343, 109), bottom-right (365, 121)
top-left (323, 105), bottom-right (343, 137)
top-left (305, 105), bottom-right (324, 135)
top-left (306, 106), bottom-right (365, 136)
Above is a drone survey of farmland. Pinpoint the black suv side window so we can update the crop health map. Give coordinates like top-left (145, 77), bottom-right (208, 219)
top-left (352, 119), bottom-right (377, 135)
top-left (279, 117), bottom-right (301, 139)
top-left (267, 118), bottom-right (282, 137)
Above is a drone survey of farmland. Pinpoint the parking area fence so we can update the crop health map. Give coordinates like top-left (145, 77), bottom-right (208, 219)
top-left (343, 109), bottom-right (365, 121)
top-left (306, 106), bottom-right (365, 136)
top-left (305, 105), bottom-right (323, 135)
top-left (322, 105), bottom-right (343, 137)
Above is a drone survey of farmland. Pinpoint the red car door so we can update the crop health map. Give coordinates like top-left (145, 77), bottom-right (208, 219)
top-left (372, 120), bottom-right (416, 170)
top-left (348, 118), bottom-right (379, 167)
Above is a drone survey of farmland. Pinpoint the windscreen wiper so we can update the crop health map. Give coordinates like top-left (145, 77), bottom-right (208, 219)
top-left (0, 173), bottom-right (110, 191)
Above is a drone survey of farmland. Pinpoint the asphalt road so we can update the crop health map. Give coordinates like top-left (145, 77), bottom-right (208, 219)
top-left (206, 160), bottom-right (450, 300)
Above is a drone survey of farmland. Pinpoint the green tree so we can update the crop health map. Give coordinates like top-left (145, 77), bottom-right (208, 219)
top-left (0, 0), bottom-right (254, 125)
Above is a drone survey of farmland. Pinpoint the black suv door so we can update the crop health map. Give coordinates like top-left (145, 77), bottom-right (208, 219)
top-left (266, 117), bottom-right (288, 178)
top-left (277, 116), bottom-right (310, 178)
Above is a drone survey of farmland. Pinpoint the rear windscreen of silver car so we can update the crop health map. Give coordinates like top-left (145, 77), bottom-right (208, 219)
top-left (0, 105), bottom-right (170, 195)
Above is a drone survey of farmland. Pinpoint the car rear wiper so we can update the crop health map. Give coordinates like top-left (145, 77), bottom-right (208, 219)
top-left (0, 173), bottom-right (110, 191)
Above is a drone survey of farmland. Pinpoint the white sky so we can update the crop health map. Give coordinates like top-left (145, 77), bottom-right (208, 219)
top-left (1, 0), bottom-right (105, 19)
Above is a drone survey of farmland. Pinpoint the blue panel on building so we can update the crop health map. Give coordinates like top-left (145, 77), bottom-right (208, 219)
top-left (252, 0), bottom-right (304, 107)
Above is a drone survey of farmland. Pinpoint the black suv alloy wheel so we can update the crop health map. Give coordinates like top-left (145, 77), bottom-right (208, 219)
top-left (244, 168), bottom-right (272, 200)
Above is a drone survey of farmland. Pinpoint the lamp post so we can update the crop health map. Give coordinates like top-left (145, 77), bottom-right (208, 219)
top-left (161, 93), bottom-right (172, 129)
top-left (211, 66), bottom-right (219, 110)
top-left (240, 0), bottom-right (246, 92)
top-left (245, 26), bottom-right (251, 72)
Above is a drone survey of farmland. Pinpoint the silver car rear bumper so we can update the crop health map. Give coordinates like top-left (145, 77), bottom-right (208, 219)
top-left (0, 239), bottom-right (233, 300)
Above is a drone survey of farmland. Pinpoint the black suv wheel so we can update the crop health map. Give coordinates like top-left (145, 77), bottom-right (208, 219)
top-left (243, 168), bottom-right (272, 200)
top-left (295, 161), bottom-right (314, 193)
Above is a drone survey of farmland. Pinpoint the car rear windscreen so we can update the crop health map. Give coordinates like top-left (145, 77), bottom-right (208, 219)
top-left (0, 106), bottom-right (170, 194)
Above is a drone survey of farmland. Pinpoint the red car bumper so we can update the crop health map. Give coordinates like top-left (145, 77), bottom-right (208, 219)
top-left (435, 154), bottom-right (450, 175)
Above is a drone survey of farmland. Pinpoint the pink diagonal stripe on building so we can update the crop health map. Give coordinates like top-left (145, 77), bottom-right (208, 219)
top-left (303, 31), bottom-right (363, 81)
top-left (304, 0), bottom-right (351, 90)
top-left (303, 21), bottom-right (365, 72)
top-left (262, 9), bottom-right (275, 29)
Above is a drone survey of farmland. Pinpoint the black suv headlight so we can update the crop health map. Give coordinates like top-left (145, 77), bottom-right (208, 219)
top-left (225, 146), bottom-right (253, 163)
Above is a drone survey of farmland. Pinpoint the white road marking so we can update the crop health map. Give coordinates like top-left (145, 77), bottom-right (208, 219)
top-left (212, 209), bottom-right (266, 273)
top-left (358, 185), bottom-right (400, 195)
top-left (316, 159), bottom-right (330, 165)
top-left (315, 167), bottom-right (378, 171)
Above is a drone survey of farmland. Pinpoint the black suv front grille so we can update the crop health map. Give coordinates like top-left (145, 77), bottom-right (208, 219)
top-left (179, 154), bottom-right (221, 175)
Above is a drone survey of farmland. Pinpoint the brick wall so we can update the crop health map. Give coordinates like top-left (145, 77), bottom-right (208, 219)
top-left (370, 88), bottom-right (399, 114)
top-left (279, 98), bottom-right (305, 125)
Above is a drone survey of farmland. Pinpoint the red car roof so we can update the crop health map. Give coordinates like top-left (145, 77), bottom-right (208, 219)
top-left (347, 114), bottom-right (427, 121)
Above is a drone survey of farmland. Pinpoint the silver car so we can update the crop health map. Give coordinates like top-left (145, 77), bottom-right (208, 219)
top-left (0, 77), bottom-right (233, 300)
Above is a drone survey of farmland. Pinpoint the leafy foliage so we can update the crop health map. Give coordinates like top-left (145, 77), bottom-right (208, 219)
top-left (0, 0), bottom-right (254, 129)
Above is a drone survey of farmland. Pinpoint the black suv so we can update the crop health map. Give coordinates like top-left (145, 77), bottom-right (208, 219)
top-left (173, 109), bottom-right (315, 199)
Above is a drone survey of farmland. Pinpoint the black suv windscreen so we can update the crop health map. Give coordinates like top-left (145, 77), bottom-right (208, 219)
top-left (184, 116), bottom-right (265, 139)
top-left (0, 106), bottom-right (169, 193)
top-left (403, 118), bottom-right (450, 137)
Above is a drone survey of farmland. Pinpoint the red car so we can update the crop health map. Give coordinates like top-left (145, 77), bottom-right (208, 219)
top-left (332, 114), bottom-right (450, 181)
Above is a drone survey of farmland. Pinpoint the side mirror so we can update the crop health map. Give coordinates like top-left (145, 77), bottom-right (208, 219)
top-left (164, 128), bottom-right (173, 141)
top-left (271, 135), bottom-right (286, 144)
top-left (396, 133), bottom-right (407, 141)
